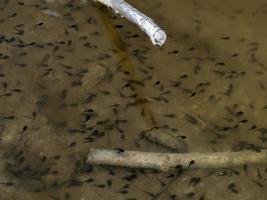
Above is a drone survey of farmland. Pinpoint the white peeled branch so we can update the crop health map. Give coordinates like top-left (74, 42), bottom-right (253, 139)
top-left (96, 0), bottom-right (167, 46)
top-left (87, 148), bottom-right (267, 172)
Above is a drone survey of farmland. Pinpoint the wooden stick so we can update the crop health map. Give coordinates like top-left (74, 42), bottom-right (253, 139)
top-left (96, 0), bottom-right (167, 46)
top-left (87, 148), bottom-right (267, 172)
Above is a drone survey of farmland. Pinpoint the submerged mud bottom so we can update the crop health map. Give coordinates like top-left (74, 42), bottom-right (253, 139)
top-left (0, 0), bottom-right (267, 199)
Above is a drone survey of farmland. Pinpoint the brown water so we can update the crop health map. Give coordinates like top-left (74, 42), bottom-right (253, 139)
top-left (0, 0), bottom-right (267, 199)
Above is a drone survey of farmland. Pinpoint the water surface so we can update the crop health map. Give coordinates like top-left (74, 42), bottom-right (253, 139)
top-left (0, 0), bottom-right (267, 199)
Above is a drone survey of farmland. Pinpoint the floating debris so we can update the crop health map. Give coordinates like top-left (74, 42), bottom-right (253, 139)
top-left (141, 128), bottom-right (187, 152)
top-left (81, 65), bottom-right (107, 89)
top-left (41, 9), bottom-right (62, 18)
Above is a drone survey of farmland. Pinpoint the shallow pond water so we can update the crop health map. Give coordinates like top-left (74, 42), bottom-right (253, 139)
top-left (0, 0), bottom-right (267, 199)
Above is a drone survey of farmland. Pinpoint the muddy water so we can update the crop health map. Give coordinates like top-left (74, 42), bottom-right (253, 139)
top-left (0, 0), bottom-right (267, 199)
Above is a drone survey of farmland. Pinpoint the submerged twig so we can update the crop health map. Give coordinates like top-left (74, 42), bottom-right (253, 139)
top-left (87, 148), bottom-right (267, 172)
top-left (96, 0), bottom-right (167, 46)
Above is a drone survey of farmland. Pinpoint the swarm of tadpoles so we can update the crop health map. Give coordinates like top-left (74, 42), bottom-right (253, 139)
top-left (45, 0), bottom-right (267, 172)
